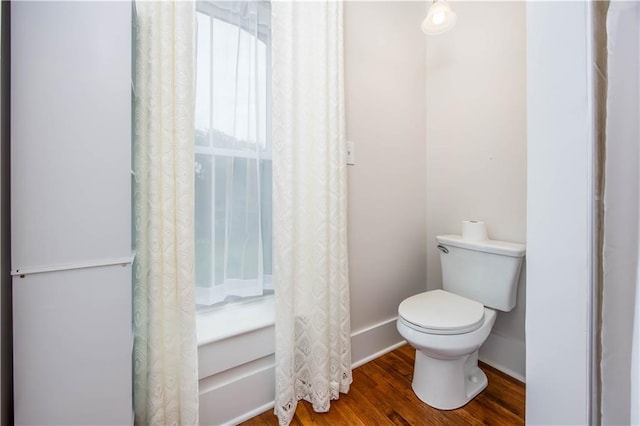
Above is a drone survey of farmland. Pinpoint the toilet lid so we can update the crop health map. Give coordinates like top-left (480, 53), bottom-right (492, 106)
top-left (398, 290), bottom-right (485, 335)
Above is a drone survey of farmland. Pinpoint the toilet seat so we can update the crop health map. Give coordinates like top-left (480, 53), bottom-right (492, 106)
top-left (399, 289), bottom-right (485, 335)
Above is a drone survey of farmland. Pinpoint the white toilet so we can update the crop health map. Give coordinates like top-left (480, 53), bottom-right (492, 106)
top-left (397, 234), bottom-right (525, 410)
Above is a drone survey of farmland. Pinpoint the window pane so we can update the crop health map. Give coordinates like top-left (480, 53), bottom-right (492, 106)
top-left (210, 19), bottom-right (267, 150)
top-left (195, 154), bottom-right (212, 287)
top-left (214, 156), bottom-right (261, 280)
top-left (195, 12), bottom-right (210, 146)
top-left (261, 160), bottom-right (272, 277)
top-left (257, 40), bottom-right (267, 150)
top-left (211, 18), bottom-right (239, 141)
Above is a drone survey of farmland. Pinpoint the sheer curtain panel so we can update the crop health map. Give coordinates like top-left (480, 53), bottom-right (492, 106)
top-left (194, 1), bottom-right (272, 308)
top-left (133, 2), bottom-right (199, 424)
top-left (272, 2), bottom-right (351, 425)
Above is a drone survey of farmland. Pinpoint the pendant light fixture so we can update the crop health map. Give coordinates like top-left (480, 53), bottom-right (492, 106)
top-left (422, 0), bottom-right (457, 35)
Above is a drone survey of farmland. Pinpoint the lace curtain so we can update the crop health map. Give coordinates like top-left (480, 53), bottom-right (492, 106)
top-left (194, 0), bottom-right (273, 307)
top-left (132, 2), bottom-right (199, 424)
top-left (272, 2), bottom-right (352, 425)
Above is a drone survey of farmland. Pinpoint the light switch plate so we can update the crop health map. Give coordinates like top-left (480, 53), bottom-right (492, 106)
top-left (347, 140), bottom-right (355, 165)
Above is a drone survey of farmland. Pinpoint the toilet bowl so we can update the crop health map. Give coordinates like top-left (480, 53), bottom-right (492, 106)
top-left (397, 233), bottom-right (525, 411)
top-left (397, 290), bottom-right (497, 409)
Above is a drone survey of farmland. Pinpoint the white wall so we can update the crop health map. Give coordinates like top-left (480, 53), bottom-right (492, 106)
top-left (526, 2), bottom-right (593, 424)
top-left (425, 1), bottom-right (527, 380)
top-left (345, 0), bottom-right (427, 346)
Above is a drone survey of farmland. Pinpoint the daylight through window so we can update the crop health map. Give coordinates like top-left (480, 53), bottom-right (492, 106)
top-left (194, 1), bottom-right (272, 308)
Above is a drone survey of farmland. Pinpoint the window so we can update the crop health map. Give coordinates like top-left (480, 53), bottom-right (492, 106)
top-left (195, 2), bottom-right (272, 308)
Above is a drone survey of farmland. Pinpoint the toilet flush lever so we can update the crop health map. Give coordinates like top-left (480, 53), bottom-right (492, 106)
top-left (437, 245), bottom-right (449, 254)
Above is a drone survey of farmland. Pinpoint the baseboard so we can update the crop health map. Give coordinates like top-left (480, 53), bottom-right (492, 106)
top-left (199, 316), bottom-right (406, 425)
top-left (199, 360), bottom-right (275, 426)
top-left (225, 401), bottom-right (274, 426)
top-left (479, 331), bottom-right (526, 383)
top-left (351, 316), bottom-right (405, 368)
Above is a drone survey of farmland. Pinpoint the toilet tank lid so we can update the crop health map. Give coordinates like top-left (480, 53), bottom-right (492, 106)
top-left (436, 235), bottom-right (526, 257)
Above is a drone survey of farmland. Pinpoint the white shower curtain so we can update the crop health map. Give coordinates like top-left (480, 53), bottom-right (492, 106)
top-left (133, 2), bottom-right (199, 424)
top-left (601, 2), bottom-right (640, 425)
top-left (271, 1), bottom-right (352, 425)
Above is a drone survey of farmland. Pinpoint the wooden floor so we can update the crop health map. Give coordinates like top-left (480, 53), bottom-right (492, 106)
top-left (242, 344), bottom-right (525, 425)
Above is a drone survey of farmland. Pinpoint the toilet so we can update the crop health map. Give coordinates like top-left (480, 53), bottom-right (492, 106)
top-left (397, 234), bottom-right (525, 410)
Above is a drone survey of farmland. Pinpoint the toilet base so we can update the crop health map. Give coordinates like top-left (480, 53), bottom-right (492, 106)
top-left (411, 349), bottom-right (488, 410)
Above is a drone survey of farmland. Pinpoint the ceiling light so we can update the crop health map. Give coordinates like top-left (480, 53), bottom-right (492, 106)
top-left (422, 0), bottom-right (457, 35)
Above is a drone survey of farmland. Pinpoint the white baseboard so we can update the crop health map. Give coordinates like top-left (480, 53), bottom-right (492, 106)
top-left (351, 316), bottom-right (405, 368)
top-left (353, 340), bottom-right (407, 369)
top-left (199, 316), bottom-right (405, 425)
top-left (224, 401), bottom-right (274, 426)
top-left (199, 360), bottom-right (275, 426)
top-left (479, 331), bottom-right (526, 383)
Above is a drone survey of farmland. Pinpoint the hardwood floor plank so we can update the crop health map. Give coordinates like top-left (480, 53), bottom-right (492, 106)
top-left (362, 360), bottom-right (455, 425)
top-left (241, 344), bottom-right (525, 425)
top-left (481, 364), bottom-right (525, 419)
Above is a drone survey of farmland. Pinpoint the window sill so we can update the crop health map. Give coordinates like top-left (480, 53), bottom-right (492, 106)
top-left (196, 295), bottom-right (275, 347)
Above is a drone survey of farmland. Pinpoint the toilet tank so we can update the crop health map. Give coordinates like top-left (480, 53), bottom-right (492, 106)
top-left (436, 235), bottom-right (526, 312)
